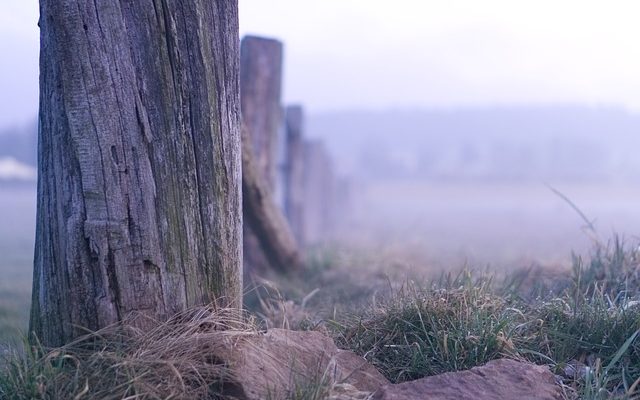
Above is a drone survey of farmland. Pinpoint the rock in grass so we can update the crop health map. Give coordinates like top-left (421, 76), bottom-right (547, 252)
top-left (372, 358), bottom-right (562, 400)
top-left (220, 328), bottom-right (389, 399)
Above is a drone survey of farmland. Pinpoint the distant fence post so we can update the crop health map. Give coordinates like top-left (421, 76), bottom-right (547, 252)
top-left (240, 36), bottom-right (302, 276)
top-left (284, 105), bottom-right (306, 246)
top-left (240, 35), bottom-right (283, 191)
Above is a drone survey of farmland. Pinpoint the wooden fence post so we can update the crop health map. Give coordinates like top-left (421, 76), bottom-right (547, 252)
top-left (284, 105), bottom-right (306, 246)
top-left (240, 35), bottom-right (282, 190)
top-left (240, 36), bottom-right (301, 275)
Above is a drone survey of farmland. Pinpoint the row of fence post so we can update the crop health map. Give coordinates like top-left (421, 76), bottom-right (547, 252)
top-left (240, 35), bottom-right (346, 273)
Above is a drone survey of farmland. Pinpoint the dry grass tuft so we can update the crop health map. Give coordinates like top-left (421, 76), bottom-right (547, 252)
top-left (248, 277), bottom-right (322, 332)
top-left (1, 305), bottom-right (259, 400)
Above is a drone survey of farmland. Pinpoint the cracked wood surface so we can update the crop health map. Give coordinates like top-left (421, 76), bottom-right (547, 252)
top-left (31, 0), bottom-right (242, 346)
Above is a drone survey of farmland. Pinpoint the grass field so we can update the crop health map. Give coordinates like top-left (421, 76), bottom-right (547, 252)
top-left (2, 181), bottom-right (640, 344)
top-left (3, 237), bottom-right (640, 399)
top-left (2, 181), bottom-right (640, 399)
top-left (340, 181), bottom-right (640, 270)
top-left (0, 185), bottom-right (35, 348)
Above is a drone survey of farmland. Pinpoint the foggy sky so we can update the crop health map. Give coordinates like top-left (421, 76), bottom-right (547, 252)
top-left (2, 1), bottom-right (640, 130)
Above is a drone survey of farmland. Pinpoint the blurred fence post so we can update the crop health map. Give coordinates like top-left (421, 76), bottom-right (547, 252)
top-left (284, 105), bottom-right (306, 246)
top-left (240, 35), bottom-right (282, 189)
top-left (240, 36), bottom-right (302, 276)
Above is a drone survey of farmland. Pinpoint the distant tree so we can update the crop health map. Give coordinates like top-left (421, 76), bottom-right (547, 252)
top-left (31, 0), bottom-right (242, 347)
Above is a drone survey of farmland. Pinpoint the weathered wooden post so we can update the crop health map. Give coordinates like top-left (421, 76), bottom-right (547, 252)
top-left (240, 36), bottom-right (302, 274)
top-left (31, 0), bottom-right (242, 347)
top-left (283, 105), bottom-right (306, 246)
top-left (240, 36), bottom-right (282, 190)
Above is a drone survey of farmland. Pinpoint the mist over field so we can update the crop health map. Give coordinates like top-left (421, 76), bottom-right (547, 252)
top-left (3, 2), bottom-right (640, 398)
top-left (2, 0), bottom-right (640, 284)
top-left (308, 106), bottom-right (640, 268)
top-left (308, 106), bottom-right (640, 181)
top-left (0, 185), bottom-right (35, 343)
top-left (2, 105), bottom-right (640, 286)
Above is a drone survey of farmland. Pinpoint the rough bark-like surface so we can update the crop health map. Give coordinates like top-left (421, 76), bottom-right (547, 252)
top-left (240, 36), bottom-right (282, 190)
top-left (303, 140), bottom-right (335, 245)
top-left (372, 359), bottom-right (563, 400)
top-left (283, 105), bottom-right (306, 246)
top-left (242, 129), bottom-right (302, 272)
top-left (31, 0), bottom-right (242, 347)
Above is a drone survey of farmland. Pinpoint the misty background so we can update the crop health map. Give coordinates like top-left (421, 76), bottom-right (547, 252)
top-left (2, 1), bottom-right (640, 337)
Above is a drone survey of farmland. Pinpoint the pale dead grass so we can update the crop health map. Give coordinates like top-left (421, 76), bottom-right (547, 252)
top-left (1, 306), bottom-right (262, 399)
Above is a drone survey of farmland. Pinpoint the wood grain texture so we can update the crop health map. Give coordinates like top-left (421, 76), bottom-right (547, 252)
top-left (31, 0), bottom-right (242, 346)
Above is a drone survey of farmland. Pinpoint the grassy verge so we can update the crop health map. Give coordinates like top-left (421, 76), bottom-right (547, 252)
top-left (0, 286), bottom-right (31, 348)
top-left (2, 237), bottom-right (640, 399)
top-left (327, 238), bottom-right (640, 399)
top-left (0, 307), bottom-right (253, 399)
top-left (332, 274), bottom-right (517, 382)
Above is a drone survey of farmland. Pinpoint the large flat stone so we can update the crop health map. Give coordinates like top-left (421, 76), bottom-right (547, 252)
top-left (372, 359), bottom-right (562, 400)
top-left (220, 328), bottom-right (389, 399)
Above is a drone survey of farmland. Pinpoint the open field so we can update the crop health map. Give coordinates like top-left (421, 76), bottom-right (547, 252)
top-left (3, 238), bottom-right (640, 399)
top-left (2, 181), bottom-right (640, 347)
top-left (340, 181), bottom-right (640, 271)
top-left (2, 181), bottom-right (640, 399)
top-left (0, 185), bottom-right (35, 347)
